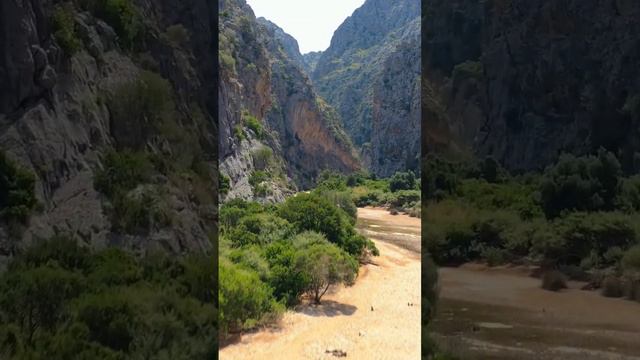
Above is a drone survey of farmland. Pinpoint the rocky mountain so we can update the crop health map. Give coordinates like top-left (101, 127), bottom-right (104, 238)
top-left (424, 0), bottom-right (640, 172)
top-left (219, 0), bottom-right (360, 202)
top-left (312, 0), bottom-right (421, 177)
top-left (302, 51), bottom-right (323, 75)
top-left (0, 0), bottom-right (217, 262)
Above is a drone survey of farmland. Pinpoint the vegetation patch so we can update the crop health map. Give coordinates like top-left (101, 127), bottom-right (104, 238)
top-left (0, 236), bottom-right (216, 358)
top-left (219, 189), bottom-right (379, 340)
top-left (82, 0), bottom-right (144, 50)
top-left (52, 3), bottom-right (82, 55)
top-left (0, 151), bottom-right (38, 224)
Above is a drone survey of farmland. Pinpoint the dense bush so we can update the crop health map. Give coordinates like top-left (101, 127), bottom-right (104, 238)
top-left (219, 174), bottom-right (231, 196)
top-left (0, 151), bottom-right (38, 224)
top-left (95, 150), bottom-right (153, 198)
top-left (278, 193), bottom-right (375, 257)
top-left (94, 150), bottom-right (169, 234)
top-left (164, 24), bottom-right (190, 47)
top-left (241, 111), bottom-right (264, 139)
top-left (252, 147), bottom-right (274, 171)
top-left (602, 276), bottom-right (624, 297)
top-left (389, 171), bottom-right (417, 192)
top-left (541, 271), bottom-right (567, 291)
top-left (0, 236), bottom-right (216, 358)
top-left (84, 0), bottom-right (144, 49)
top-left (540, 149), bottom-right (622, 218)
top-left (219, 193), bottom-right (377, 338)
top-left (108, 71), bottom-right (174, 147)
top-left (52, 3), bottom-right (82, 54)
top-left (219, 259), bottom-right (282, 336)
top-left (622, 245), bottom-right (640, 273)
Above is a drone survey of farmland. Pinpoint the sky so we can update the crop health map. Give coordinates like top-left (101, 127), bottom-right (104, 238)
top-left (245, 0), bottom-right (366, 54)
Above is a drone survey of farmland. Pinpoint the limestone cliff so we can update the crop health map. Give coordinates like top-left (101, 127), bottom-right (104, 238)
top-left (424, 0), bottom-right (640, 172)
top-left (313, 0), bottom-right (421, 177)
top-left (219, 0), bottom-right (360, 201)
top-left (0, 0), bottom-right (217, 261)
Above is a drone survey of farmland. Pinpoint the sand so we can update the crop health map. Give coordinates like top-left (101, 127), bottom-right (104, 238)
top-left (219, 208), bottom-right (421, 360)
top-left (433, 265), bottom-right (640, 359)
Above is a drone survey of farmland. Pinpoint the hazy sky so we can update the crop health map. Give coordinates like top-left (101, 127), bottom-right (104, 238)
top-left (245, 0), bottom-right (366, 54)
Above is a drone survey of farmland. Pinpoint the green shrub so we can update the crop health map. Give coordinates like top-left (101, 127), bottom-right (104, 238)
top-left (624, 277), bottom-right (640, 301)
top-left (220, 51), bottom-right (236, 72)
top-left (317, 190), bottom-right (357, 223)
top-left (316, 171), bottom-right (348, 191)
top-left (219, 259), bottom-right (282, 337)
top-left (0, 151), bottom-right (38, 223)
top-left (233, 124), bottom-right (245, 141)
top-left (387, 189), bottom-right (421, 209)
top-left (389, 171), bottom-right (416, 192)
top-left (252, 147), bottom-right (274, 170)
top-left (618, 176), bottom-right (640, 211)
top-left (482, 247), bottom-right (509, 266)
top-left (622, 245), bottom-right (640, 273)
top-left (353, 189), bottom-right (383, 207)
top-left (452, 60), bottom-right (483, 82)
top-left (164, 24), bottom-right (190, 47)
top-left (540, 149), bottom-right (622, 218)
top-left (111, 189), bottom-right (170, 234)
top-left (601, 276), bottom-right (624, 298)
top-left (541, 270), bottom-right (567, 291)
top-left (219, 174), bottom-right (231, 196)
top-left (108, 71), bottom-right (174, 147)
top-left (227, 213), bottom-right (294, 247)
top-left (278, 193), bottom-right (366, 256)
top-left (94, 150), bottom-right (153, 198)
top-left (91, 0), bottom-right (143, 49)
top-left (552, 212), bottom-right (636, 267)
top-left (249, 171), bottom-right (268, 188)
top-left (265, 240), bottom-right (308, 305)
top-left (0, 236), bottom-right (216, 358)
top-left (242, 111), bottom-right (264, 139)
top-left (52, 3), bottom-right (82, 55)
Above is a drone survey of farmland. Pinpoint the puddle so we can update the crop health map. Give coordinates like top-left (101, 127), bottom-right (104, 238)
top-left (477, 322), bottom-right (513, 329)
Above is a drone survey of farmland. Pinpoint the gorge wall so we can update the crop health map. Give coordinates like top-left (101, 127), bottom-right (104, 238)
top-left (424, 0), bottom-right (640, 172)
top-left (0, 0), bottom-right (217, 261)
top-left (219, 0), bottom-right (360, 201)
top-left (312, 0), bottom-right (421, 177)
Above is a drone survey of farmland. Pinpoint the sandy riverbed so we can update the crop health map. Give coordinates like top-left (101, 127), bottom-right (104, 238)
top-left (219, 207), bottom-right (421, 360)
top-left (433, 264), bottom-right (640, 359)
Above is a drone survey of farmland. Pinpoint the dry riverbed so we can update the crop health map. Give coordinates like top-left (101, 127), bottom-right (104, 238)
top-left (432, 264), bottom-right (640, 359)
top-left (219, 207), bottom-right (421, 360)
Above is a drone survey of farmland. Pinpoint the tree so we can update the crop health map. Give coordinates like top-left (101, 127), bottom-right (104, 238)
top-left (389, 171), bottom-right (416, 192)
top-left (481, 156), bottom-right (500, 183)
top-left (540, 149), bottom-right (622, 218)
top-left (294, 242), bottom-right (358, 304)
top-left (278, 194), bottom-right (348, 250)
top-left (218, 260), bottom-right (281, 337)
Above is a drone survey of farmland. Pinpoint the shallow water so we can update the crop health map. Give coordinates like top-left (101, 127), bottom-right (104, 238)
top-left (432, 266), bottom-right (640, 359)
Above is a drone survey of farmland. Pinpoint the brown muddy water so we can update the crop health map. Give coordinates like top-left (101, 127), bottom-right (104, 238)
top-left (432, 265), bottom-right (640, 359)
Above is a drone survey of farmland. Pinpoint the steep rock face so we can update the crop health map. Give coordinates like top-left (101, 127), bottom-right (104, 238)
top-left (424, 0), bottom-right (640, 171)
top-left (0, 0), bottom-right (217, 259)
top-left (370, 29), bottom-right (421, 174)
top-left (313, 0), bottom-right (421, 177)
top-left (219, 0), bottom-right (360, 200)
top-left (258, 18), bottom-right (307, 74)
top-left (302, 51), bottom-right (322, 75)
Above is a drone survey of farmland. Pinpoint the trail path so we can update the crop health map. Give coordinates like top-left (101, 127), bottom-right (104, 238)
top-left (219, 207), bottom-right (421, 360)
